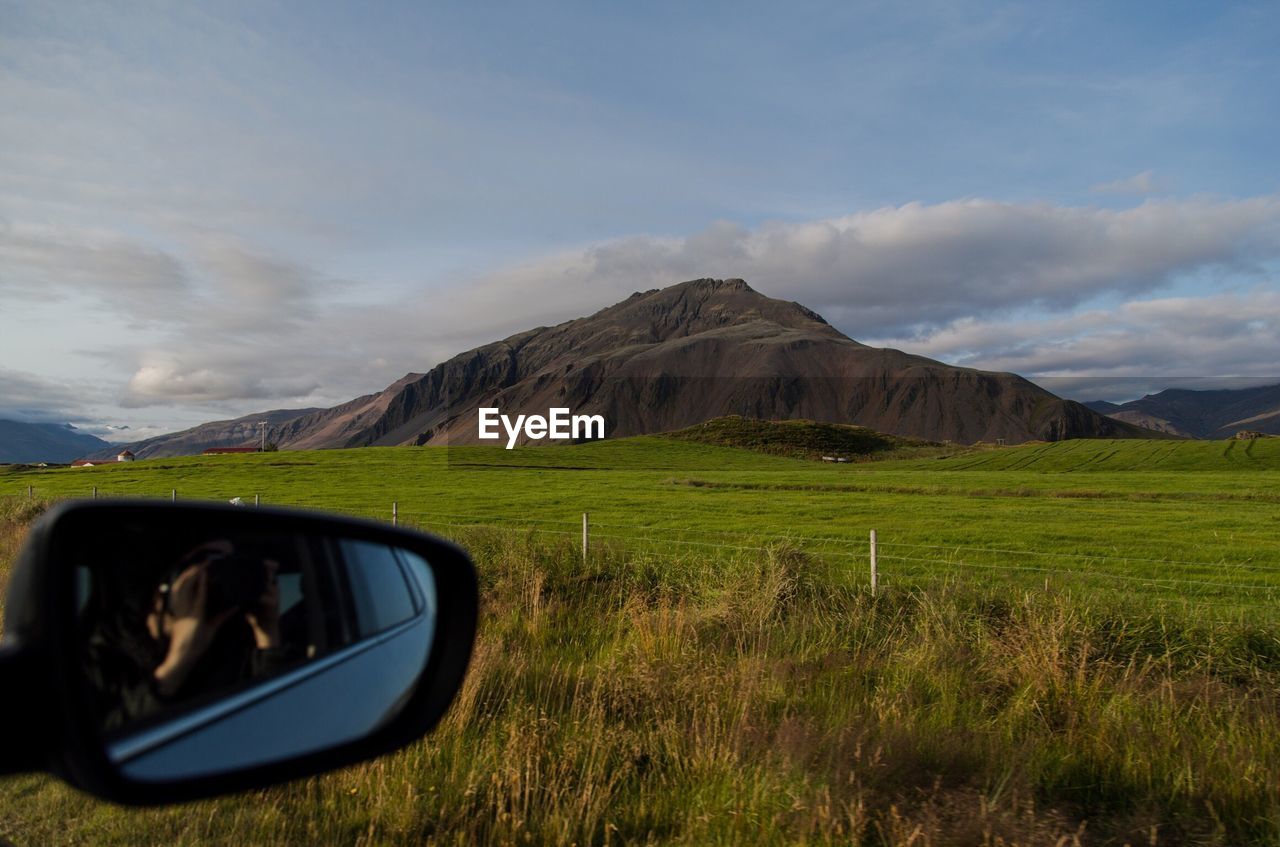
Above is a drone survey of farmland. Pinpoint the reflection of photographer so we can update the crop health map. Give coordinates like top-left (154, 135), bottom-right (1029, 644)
top-left (147, 540), bottom-right (283, 697)
top-left (82, 536), bottom-right (307, 734)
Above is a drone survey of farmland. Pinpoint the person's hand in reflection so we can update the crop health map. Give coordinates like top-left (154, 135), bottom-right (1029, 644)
top-left (148, 541), bottom-right (238, 698)
top-left (245, 558), bottom-right (282, 650)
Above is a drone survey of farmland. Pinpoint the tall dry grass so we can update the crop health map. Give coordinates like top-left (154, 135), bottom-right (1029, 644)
top-left (0, 497), bottom-right (49, 635)
top-left (2, 508), bottom-right (1279, 845)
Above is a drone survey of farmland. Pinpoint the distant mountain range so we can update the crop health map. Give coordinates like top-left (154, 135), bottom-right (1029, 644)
top-left (103, 278), bottom-right (1157, 459)
top-left (81, 407), bottom-right (324, 460)
top-left (0, 420), bottom-right (112, 464)
top-left (1086, 384), bottom-right (1280, 439)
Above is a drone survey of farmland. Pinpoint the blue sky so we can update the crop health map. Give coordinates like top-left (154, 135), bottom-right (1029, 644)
top-left (2, 1), bottom-right (1278, 438)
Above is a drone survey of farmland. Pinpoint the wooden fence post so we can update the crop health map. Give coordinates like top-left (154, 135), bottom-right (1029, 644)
top-left (582, 512), bottom-right (589, 565)
top-left (392, 501), bottom-right (398, 526)
top-left (870, 529), bottom-right (878, 595)
top-left (255, 494), bottom-right (260, 507)
top-left (27, 485), bottom-right (32, 499)
top-left (92, 486), bottom-right (97, 499)
top-left (171, 489), bottom-right (176, 502)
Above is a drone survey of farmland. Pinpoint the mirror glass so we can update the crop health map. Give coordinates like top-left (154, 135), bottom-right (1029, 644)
top-left (69, 518), bottom-right (438, 781)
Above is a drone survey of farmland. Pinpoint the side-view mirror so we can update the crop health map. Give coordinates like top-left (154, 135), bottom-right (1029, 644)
top-left (0, 500), bottom-right (477, 805)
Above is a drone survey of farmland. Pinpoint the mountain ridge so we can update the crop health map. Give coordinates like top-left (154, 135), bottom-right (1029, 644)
top-left (113, 278), bottom-right (1160, 458)
top-left (0, 420), bottom-right (113, 464)
top-left (1086, 385), bottom-right (1280, 439)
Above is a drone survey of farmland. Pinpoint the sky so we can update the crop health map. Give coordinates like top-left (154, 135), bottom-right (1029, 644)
top-left (2, 0), bottom-right (1279, 440)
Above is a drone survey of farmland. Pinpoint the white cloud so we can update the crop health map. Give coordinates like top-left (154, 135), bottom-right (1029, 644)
top-left (7, 196), bottom-right (1280, 416)
top-left (1090, 170), bottom-right (1161, 196)
top-left (122, 361), bottom-right (322, 408)
top-left (861, 288), bottom-right (1280, 401)
top-left (443, 195), bottom-right (1280, 341)
top-left (0, 366), bottom-right (100, 423)
top-left (0, 225), bottom-right (368, 409)
top-left (0, 221), bottom-right (189, 314)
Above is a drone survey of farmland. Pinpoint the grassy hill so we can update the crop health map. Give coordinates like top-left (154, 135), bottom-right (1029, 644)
top-left (661, 415), bottom-right (948, 460)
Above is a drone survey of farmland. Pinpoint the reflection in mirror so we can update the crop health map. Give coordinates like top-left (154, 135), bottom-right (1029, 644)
top-left (71, 519), bottom-right (438, 781)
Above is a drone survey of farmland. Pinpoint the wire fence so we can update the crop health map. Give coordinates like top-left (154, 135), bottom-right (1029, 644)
top-left (21, 485), bottom-right (1280, 627)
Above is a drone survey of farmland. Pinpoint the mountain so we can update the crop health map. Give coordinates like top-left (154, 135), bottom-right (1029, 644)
top-left (0, 421), bottom-right (113, 464)
top-left (89, 408), bottom-right (322, 460)
top-left (1085, 384), bottom-right (1280, 439)
top-left (106, 373), bottom-right (444, 459)
top-left (123, 278), bottom-right (1159, 456)
top-left (332, 277), bottom-right (1157, 447)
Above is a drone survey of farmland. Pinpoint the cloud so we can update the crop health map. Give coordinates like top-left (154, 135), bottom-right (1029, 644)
top-left (190, 241), bottom-right (324, 314)
top-left (122, 360), bottom-right (323, 408)
top-left (0, 225), bottom-right (361, 409)
top-left (0, 221), bottom-right (189, 315)
top-left (111, 293), bottom-right (462, 410)
top-left (421, 196), bottom-right (1280, 406)
top-left (0, 366), bottom-right (99, 423)
top-left (11, 196), bottom-right (1280, 416)
top-left (1090, 170), bottom-right (1161, 196)
top-left (860, 288), bottom-right (1280, 402)
top-left (0, 223), bottom-right (333, 320)
top-left (445, 196), bottom-right (1280, 342)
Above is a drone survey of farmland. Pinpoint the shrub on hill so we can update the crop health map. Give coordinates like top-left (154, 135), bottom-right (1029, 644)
top-left (662, 415), bottom-right (939, 461)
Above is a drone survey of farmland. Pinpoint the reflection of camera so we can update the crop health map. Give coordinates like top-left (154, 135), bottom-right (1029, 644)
top-left (204, 554), bottom-right (269, 615)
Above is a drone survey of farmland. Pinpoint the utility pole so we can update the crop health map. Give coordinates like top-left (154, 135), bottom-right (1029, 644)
top-left (258, 420), bottom-right (268, 452)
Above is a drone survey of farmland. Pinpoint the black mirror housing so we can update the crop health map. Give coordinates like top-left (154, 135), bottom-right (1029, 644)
top-left (0, 500), bottom-right (477, 806)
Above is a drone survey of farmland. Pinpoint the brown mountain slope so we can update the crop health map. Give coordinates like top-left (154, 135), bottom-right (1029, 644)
top-left (273, 373), bottom-right (426, 450)
top-left (324, 278), bottom-right (1156, 447)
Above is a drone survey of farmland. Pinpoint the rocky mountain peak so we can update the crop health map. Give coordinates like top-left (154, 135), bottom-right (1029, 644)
top-left (585, 278), bottom-right (836, 346)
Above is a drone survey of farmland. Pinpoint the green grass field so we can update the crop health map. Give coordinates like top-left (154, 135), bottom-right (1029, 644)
top-left (4, 435), bottom-right (1279, 624)
top-left (3, 436), bottom-right (1280, 845)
